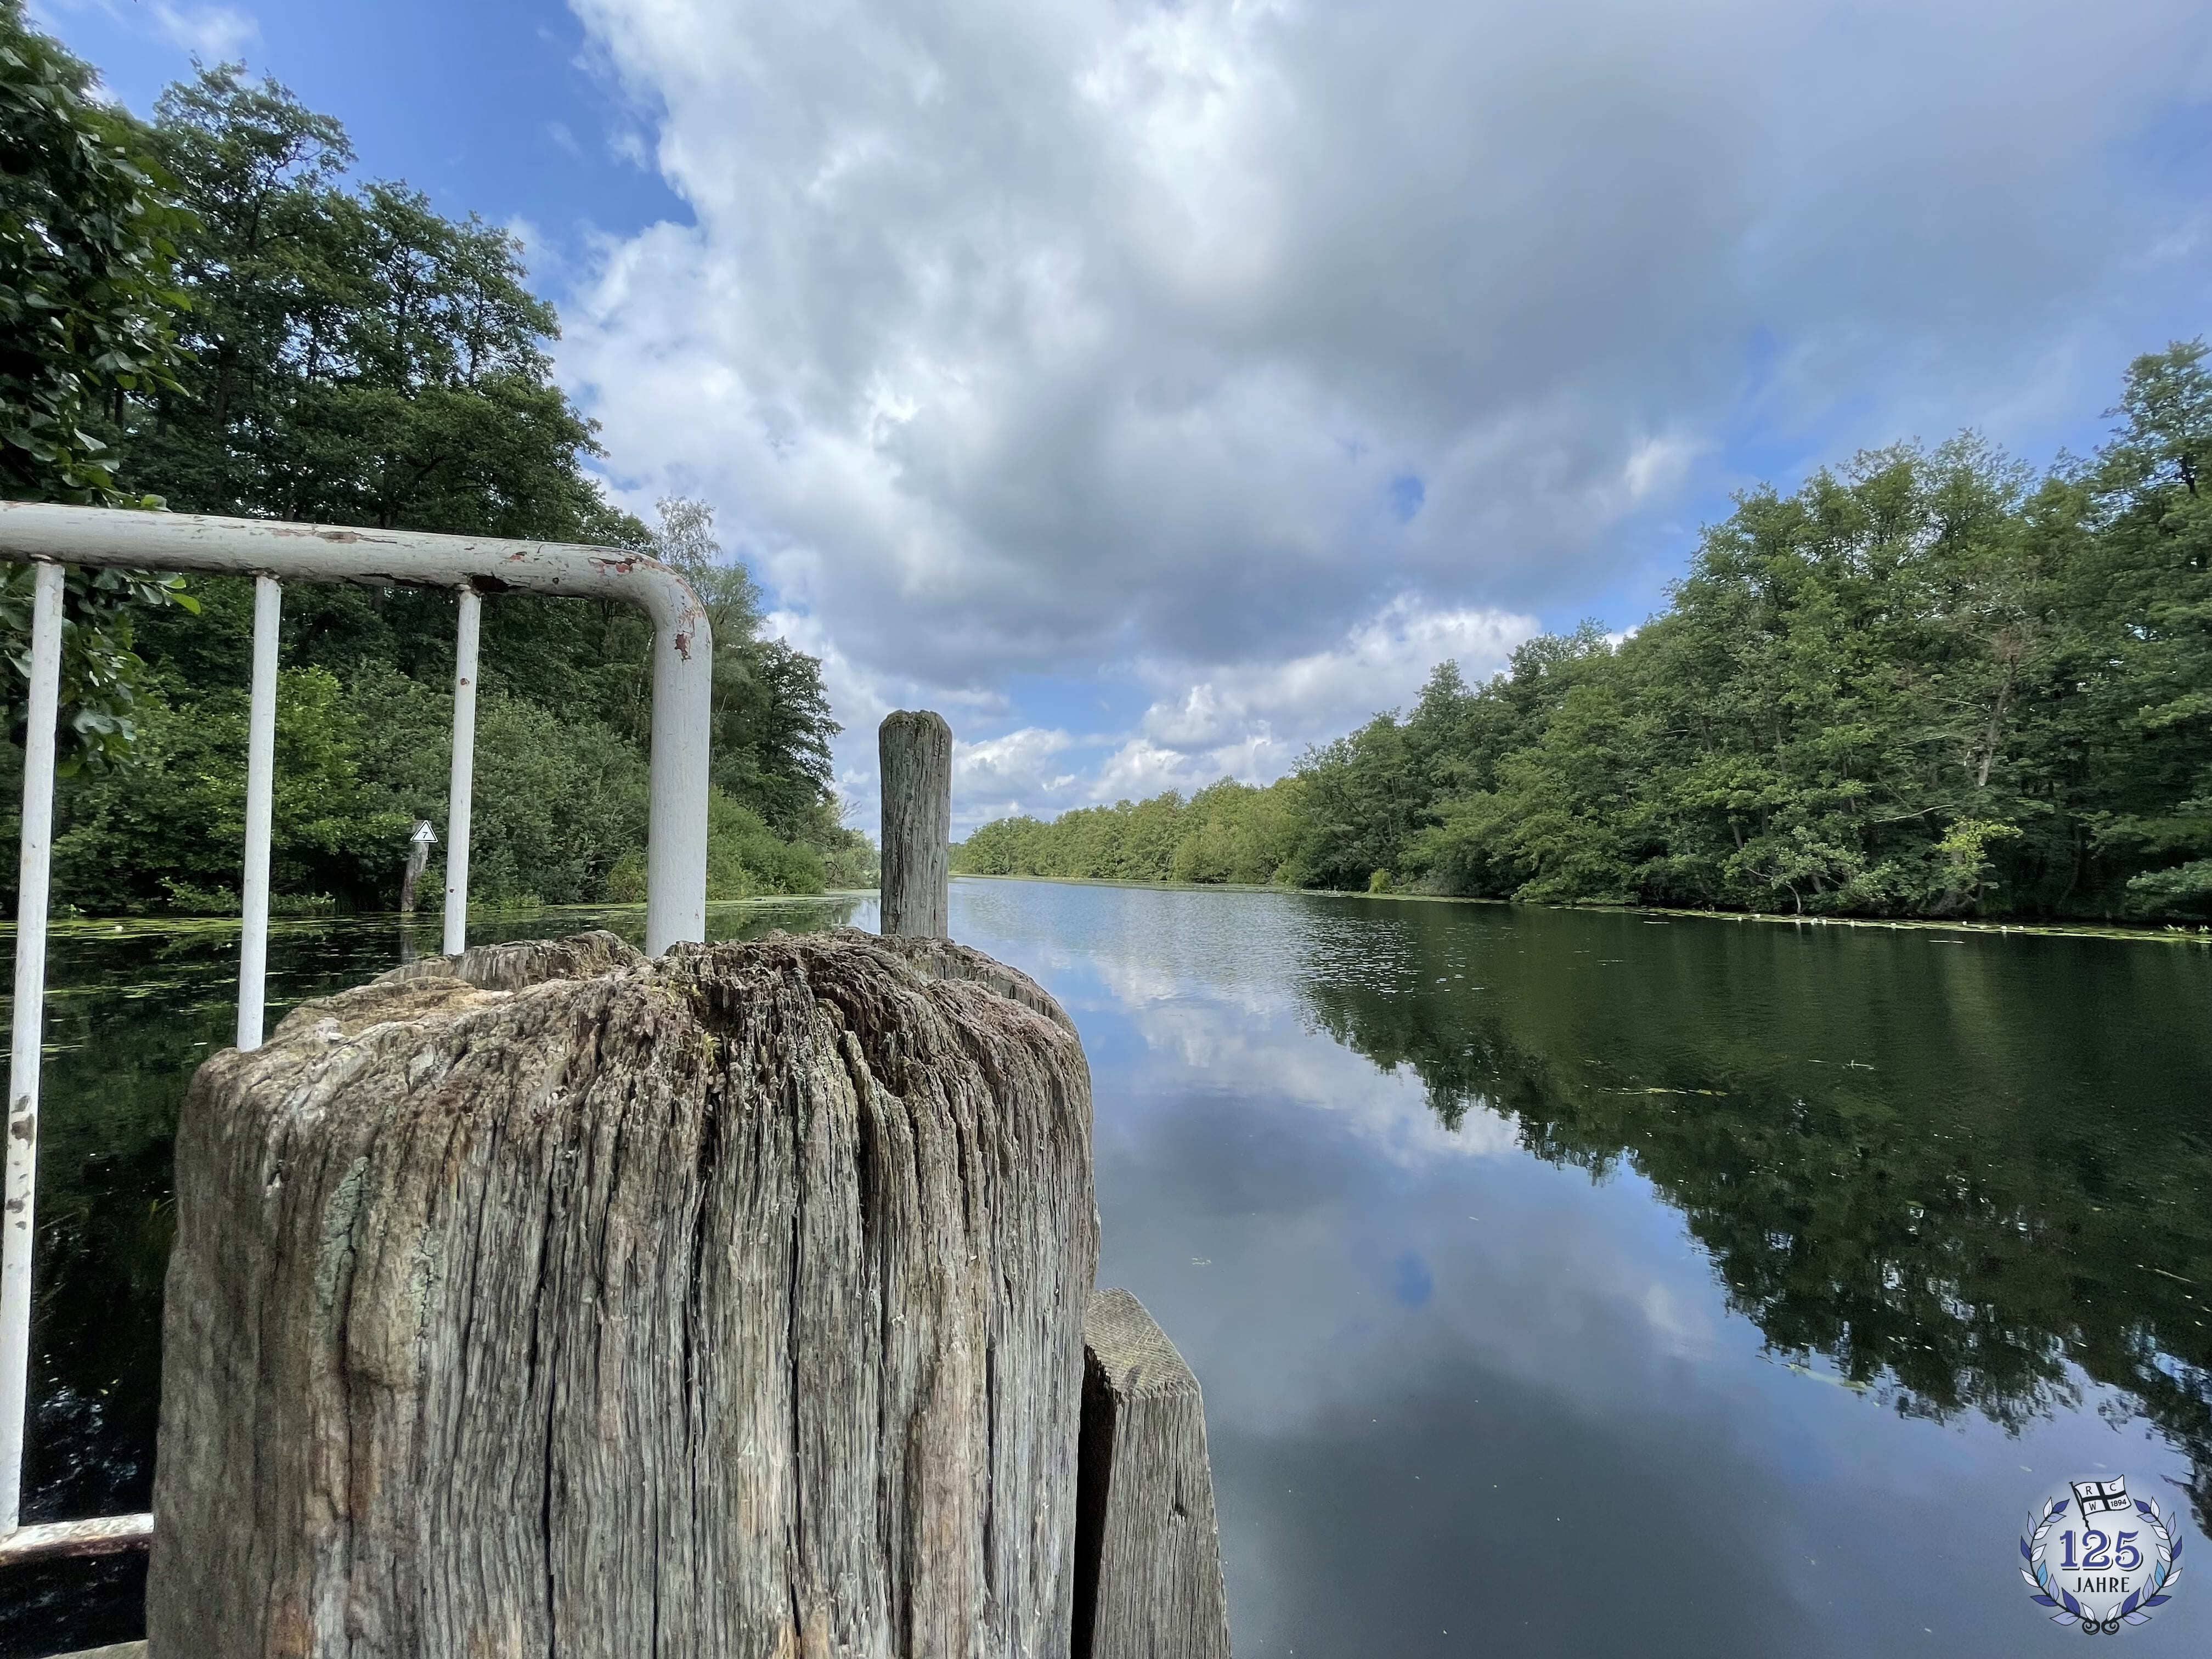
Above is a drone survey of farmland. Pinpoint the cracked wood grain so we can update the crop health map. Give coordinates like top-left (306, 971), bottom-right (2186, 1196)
top-left (149, 929), bottom-right (1096, 1658)
top-left (879, 711), bottom-right (952, 941)
top-left (1072, 1290), bottom-right (1231, 1659)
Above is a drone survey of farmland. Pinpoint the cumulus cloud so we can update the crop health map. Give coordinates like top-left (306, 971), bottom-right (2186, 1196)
top-left (558, 0), bottom-right (2212, 818)
top-left (955, 726), bottom-right (1082, 820)
top-left (908, 595), bottom-right (1534, 827)
top-left (1135, 597), bottom-right (1536, 754)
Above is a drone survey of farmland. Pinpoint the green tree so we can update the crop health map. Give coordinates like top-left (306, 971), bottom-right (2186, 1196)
top-left (1170, 778), bottom-right (1306, 884)
top-left (1284, 716), bottom-right (1420, 888)
top-left (7, 47), bottom-right (863, 917)
top-left (2, 0), bottom-right (198, 774)
top-left (50, 665), bottom-right (404, 912)
top-left (131, 67), bottom-right (613, 541)
top-left (2083, 343), bottom-right (2212, 916)
top-left (1, 1), bottom-right (187, 506)
top-left (33, 69), bottom-right (856, 913)
top-left (650, 496), bottom-right (840, 836)
top-left (958, 343), bottom-right (2212, 925)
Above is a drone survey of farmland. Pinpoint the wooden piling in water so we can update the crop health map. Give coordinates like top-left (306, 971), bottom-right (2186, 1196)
top-left (139, 701), bottom-right (1244, 1656)
top-left (880, 708), bottom-right (953, 939)
top-left (1074, 1288), bottom-right (1233, 1659)
top-left (149, 928), bottom-right (1097, 1656)
top-left (398, 818), bottom-right (433, 915)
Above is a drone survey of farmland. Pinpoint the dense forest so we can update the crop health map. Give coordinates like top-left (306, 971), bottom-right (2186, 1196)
top-left (2, 4), bottom-right (872, 915)
top-left (959, 345), bottom-right (2212, 924)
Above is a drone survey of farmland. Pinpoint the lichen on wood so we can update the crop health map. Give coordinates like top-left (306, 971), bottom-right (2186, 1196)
top-left (150, 928), bottom-right (1097, 1658)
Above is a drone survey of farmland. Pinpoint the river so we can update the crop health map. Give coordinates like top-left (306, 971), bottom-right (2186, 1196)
top-left (4, 879), bottom-right (2208, 1656)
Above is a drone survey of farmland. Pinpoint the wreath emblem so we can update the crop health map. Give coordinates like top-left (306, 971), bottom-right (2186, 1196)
top-left (2021, 1486), bottom-right (2185, 1634)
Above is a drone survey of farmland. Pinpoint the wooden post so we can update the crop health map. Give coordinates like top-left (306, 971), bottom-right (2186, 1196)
top-left (1074, 1289), bottom-right (1232, 1659)
top-left (398, 819), bottom-right (434, 915)
top-left (879, 708), bottom-right (952, 939)
top-left (149, 929), bottom-right (1097, 1657)
top-left (397, 821), bottom-right (435, 964)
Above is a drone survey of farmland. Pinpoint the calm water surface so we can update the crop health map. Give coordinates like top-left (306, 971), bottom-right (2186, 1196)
top-left (4, 880), bottom-right (2208, 1656)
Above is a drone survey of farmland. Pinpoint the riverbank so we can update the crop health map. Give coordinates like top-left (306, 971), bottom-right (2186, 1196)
top-left (0, 891), bottom-right (880, 944)
top-left (4, 878), bottom-right (2203, 950)
top-left (949, 872), bottom-right (2212, 945)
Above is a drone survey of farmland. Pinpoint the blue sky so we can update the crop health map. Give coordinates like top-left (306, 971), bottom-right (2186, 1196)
top-left (33, 0), bottom-right (2212, 827)
top-left (35, 0), bottom-right (681, 242)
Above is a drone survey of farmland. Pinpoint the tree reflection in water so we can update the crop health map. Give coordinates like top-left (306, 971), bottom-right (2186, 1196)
top-left (1293, 901), bottom-right (2212, 1532)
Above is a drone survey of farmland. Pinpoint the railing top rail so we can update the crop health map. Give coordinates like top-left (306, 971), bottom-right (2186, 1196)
top-left (0, 502), bottom-right (707, 641)
top-left (0, 500), bottom-right (713, 955)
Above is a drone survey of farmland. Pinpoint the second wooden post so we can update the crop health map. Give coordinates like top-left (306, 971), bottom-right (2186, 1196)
top-left (881, 708), bottom-right (953, 939)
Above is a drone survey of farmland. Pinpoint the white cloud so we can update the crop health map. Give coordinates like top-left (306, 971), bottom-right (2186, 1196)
top-left (560, 0), bottom-right (2212, 815)
top-left (152, 2), bottom-right (257, 60)
top-left (955, 726), bottom-right (1081, 819)
top-left (882, 595), bottom-right (1531, 827)
top-left (1136, 596), bottom-right (1537, 757)
top-left (969, 594), bottom-right (1545, 816)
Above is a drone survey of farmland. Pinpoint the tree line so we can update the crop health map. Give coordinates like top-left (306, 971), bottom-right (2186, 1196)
top-left (3, 4), bottom-right (872, 915)
top-left (958, 343), bottom-right (2212, 923)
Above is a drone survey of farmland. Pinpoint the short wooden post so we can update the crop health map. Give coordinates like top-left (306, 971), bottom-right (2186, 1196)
top-left (1074, 1288), bottom-right (1232, 1659)
top-left (879, 708), bottom-right (952, 939)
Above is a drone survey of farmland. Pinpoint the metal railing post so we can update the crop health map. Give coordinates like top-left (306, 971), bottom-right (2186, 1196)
top-left (2, 562), bottom-right (66, 1531)
top-left (443, 589), bottom-right (480, 956)
top-left (644, 597), bottom-right (711, 956)
top-left (235, 575), bottom-right (281, 1052)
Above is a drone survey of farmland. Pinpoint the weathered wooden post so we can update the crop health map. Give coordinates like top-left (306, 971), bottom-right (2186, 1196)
top-left (1073, 1290), bottom-right (1233, 1659)
top-left (880, 708), bottom-right (952, 939)
top-left (149, 928), bottom-right (1097, 1656)
top-left (148, 695), bottom-right (1235, 1656)
top-left (397, 819), bottom-right (435, 916)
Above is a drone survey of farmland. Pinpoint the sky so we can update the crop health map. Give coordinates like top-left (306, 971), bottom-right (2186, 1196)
top-left (33, 0), bottom-right (2212, 831)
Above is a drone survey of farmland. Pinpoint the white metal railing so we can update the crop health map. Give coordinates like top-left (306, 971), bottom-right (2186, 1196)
top-left (0, 501), bottom-right (712, 1565)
